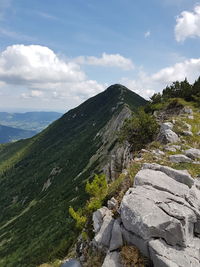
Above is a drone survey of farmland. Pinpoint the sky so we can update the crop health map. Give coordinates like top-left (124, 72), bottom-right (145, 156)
top-left (0, 0), bottom-right (200, 112)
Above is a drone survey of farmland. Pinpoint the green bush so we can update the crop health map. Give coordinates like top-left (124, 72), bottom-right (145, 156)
top-left (119, 109), bottom-right (159, 151)
top-left (68, 207), bottom-right (87, 229)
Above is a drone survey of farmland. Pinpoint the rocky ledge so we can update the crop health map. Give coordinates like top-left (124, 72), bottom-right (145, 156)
top-left (93, 163), bottom-right (200, 266)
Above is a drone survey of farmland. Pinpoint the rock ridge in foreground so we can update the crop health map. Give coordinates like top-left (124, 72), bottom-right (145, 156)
top-left (94, 163), bottom-right (200, 266)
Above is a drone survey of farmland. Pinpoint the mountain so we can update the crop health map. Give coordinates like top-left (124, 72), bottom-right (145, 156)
top-left (0, 125), bottom-right (37, 143)
top-left (0, 111), bottom-right (62, 132)
top-left (0, 84), bottom-right (146, 267)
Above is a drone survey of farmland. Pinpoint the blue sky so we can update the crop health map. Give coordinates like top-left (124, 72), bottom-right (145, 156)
top-left (0, 0), bottom-right (199, 112)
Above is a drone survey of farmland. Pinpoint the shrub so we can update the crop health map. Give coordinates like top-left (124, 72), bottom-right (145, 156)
top-left (119, 109), bottom-right (159, 151)
top-left (68, 206), bottom-right (87, 229)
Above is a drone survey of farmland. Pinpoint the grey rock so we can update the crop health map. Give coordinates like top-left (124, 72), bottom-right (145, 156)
top-left (134, 169), bottom-right (189, 197)
top-left (182, 130), bottom-right (193, 136)
top-left (94, 212), bottom-right (114, 248)
top-left (169, 154), bottom-right (192, 163)
top-left (184, 122), bottom-right (192, 131)
top-left (109, 220), bottom-right (123, 251)
top-left (102, 252), bottom-right (122, 267)
top-left (119, 164), bottom-right (200, 266)
top-left (149, 239), bottom-right (200, 267)
top-left (165, 146), bottom-right (176, 152)
top-left (158, 128), bottom-right (180, 144)
top-left (197, 131), bottom-right (200, 136)
top-left (120, 185), bottom-right (186, 246)
top-left (152, 149), bottom-right (165, 156)
top-left (121, 225), bottom-right (150, 257)
top-left (142, 163), bottom-right (194, 188)
top-left (185, 148), bottom-right (200, 160)
top-left (161, 122), bottom-right (174, 130)
top-left (93, 207), bottom-right (112, 233)
top-left (182, 107), bottom-right (193, 114)
top-left (188, 115), bottom-right (194, 120)
top-left (107, 197), bottom-right (118, 210)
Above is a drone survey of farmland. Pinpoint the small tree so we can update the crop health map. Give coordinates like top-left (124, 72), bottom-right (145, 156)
top-left (68, 206), bottom-right (87, 229)
top-left (119, 109), bottom-right (159, 151)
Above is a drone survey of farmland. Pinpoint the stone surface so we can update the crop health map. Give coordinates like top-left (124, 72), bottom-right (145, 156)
top-left (119, 164), bottom-right (200, 266)
top-left (169, 154), bottom-right (192, 163)
top-left (142, 163), bottom-right (194, 188)
top-left (102, 252), bottom-right (122, 267)
top-left (94, 212), bottom-right (114, 248)
top-left (109, 219), bottom-right (123, 251)
top-left (107, 197), bottom-right (118, 210)
top-left (158, 127), bottom-right (180, 144)
top-left (161, 122), bottom-right (173, 130)
top-left (182, 130), bottom-right (193, 136)
top-left (93, 207), bottom-right (112, 233)
top-left (185, 148), bottom-right (200, 160)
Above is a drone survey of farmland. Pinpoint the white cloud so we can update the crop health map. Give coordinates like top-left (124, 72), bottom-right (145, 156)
top-left (175, 5), bottom-right (200, 42)
top-left (121, 57), bottom-right (200, 99)
top-left (152, 58), bottom-right (200, 84)
top-left (144, 31), bottom-right (151, 38)
top-left (75, 53), bottom-right (134, 70)
top-left (0, 44), bottom-right (105, 106)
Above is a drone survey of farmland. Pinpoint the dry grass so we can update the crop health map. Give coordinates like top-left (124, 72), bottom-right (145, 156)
top-left (121, 245), bottom-right (145, 267)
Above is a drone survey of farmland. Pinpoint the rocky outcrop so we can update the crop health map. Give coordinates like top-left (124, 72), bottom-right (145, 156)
top-left (169, 154), bottom-right (192, 163)
top-left (157, 122), bottom-right (180, 144)
top-left (120, 163), bottom-right (200, 266)
top-left (185, 148), bottom-right (200, 160)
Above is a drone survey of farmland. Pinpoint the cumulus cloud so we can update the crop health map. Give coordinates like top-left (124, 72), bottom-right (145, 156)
top-left (175, 5), bottom-right (200, 42)
top-left (121, 57), bottom-right (200, 99)
top-left (75, 53), bottom-right (134, 70)
top-left (0, 44), bottom-right (105, 105)
top-left (152, 58), bottom-right (200, 84)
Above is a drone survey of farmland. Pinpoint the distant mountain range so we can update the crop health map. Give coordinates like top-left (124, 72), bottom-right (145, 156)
top-left (0, 111), bottom-right (62, 132)
top-left (0, 84), bottom-right (146, 266)
top-left (0, 111), bottom-right (62, 143)
top-left (0, 125), bottom-right (37, 143)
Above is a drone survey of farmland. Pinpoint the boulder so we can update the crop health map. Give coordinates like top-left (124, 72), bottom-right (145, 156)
top-left (119, 164), bottom-right (200, 266)
top-left (107, 197), bottom-right (118, 210)
top-left (102, 252), bottom-right (122, 267)
top-left (93, 207), bottom-right (112, 233)
top-left (185, 148), bottom-right (200, 160)
top-left (109, 219), bottom-right (123, 251)
top-left (182, 130), bottom-right (193, 136)
top-left (158, 128), bottom-right (180, 144)
top-left (94, 213), bottom-right (114, 248)
top-left (149, 239), bottom-right (200, 267)
top-left (169, 154), bottom-right (192, 163)
top-left (161, 122), bottom-right (173, 130)
top-left (142, 163), bottom-right (194, 188)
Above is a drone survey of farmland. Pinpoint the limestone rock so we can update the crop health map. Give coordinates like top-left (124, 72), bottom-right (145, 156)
top-left (185, 148), bottom-right (200, 160)
top-left (93, 207), bottom-right (112, 233)
top-left (109, 219), bottom-right (123, 251)
top-left (107, 197), bottom-right (118, 210)
top-left (102, 251), bottom-right (122, 267)
top-left (161, 122), bottom-right (173, 130)
top-left (94, 213), bottom-right (114, 248)
top-left (158, 128), bottom-right (180, 144)
top-left (169, 154), bottom-right (192, 163)
top-left (142, 163), bottom-right (194, 188)
top-left (182, 130), bottom-right (193, 136)
top-left (119, 164), bottom-right (200, 266)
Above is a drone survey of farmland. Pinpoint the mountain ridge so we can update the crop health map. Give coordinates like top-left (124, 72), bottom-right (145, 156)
top-left (0, 84), bottom-right (146, 267)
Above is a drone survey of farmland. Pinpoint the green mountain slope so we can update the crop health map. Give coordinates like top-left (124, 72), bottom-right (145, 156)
top-left (0, 84), bottom-right (146, 267)
top-left (0, 111), bottom-right (62, 132)
top-left (0, 125), bottom-right (37, 143)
